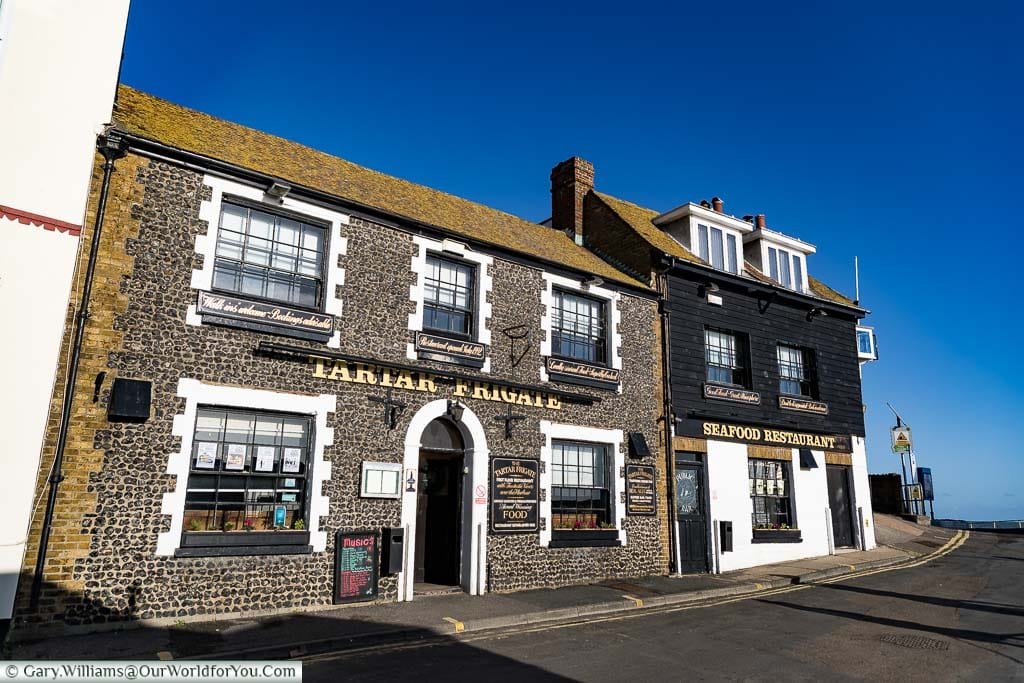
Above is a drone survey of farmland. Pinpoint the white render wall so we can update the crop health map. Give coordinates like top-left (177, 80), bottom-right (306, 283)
top-left (0, 0), bottom-right (129, 619)
top-left (706, 437), bottom-right (874, 574)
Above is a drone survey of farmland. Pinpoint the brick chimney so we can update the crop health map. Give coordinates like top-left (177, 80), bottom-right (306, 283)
top-left (755, 214), bottom-right (766, 230)
top-left (711, 196), bottom-right (723, 212)
top-left (550, 157), bottom-right (594, 244)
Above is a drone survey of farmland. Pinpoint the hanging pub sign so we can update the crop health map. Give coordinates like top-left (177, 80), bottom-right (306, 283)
top-left (333, 530), bottom-right (380, 604)
top-left (490, 458), bottom-right (539, 533)
top-left (703, 384), bottom-right (761, 405)
top-left (699, 420), bottom-right (853, 453)
top-left (548, 356), bottom-right (618, 387)
top-left (625, 465), bottom-right (657, 516)
top-left (415, 332), bottom-right (486, 366)
top-left (196, 290), bottom-right (334, 340)
top-left (779, 395), bottom-right (829, 416)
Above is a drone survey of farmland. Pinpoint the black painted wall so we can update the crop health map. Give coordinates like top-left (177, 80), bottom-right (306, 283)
top-left (667, 265), bottom-right (866, 440)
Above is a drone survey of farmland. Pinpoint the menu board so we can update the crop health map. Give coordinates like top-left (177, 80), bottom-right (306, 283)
top-left (626, 465), bottom-right (657, 516)
top-left (333, 530), bottom-right (379, 604)
top-left (490, 458), bottom-right (539, 533)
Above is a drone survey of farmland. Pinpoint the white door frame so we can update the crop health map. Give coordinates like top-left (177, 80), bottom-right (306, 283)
top-left (399, 400), bottom-right (489, 601)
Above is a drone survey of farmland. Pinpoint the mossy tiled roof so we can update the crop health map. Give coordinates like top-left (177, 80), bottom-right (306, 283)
top-left (111, 86), bottom-right (648, 290)
top-left (595, 190), bottom-right (858, 307)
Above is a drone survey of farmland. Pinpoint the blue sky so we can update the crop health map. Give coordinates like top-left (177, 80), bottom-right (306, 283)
top-left (120, 2), bottom-right (1023, 520)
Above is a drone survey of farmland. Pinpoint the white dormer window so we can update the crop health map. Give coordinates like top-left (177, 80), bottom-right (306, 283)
top-left (856, 326), bottom-right (877, 361)
top-left (697, 224), bottom-right (740, 274)
top-left (766, 246), bottom-right (806, 293)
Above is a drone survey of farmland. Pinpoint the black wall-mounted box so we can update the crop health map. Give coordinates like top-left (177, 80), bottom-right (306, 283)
top-left (719, 520), bottom-right (733, 553)
top-left (107, 378), bottom-right (152, 422)
top-left (381, 527), bottom-right (405, 576)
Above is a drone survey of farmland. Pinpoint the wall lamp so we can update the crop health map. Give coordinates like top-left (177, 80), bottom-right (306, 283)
top-left (806, 307), bottom-right (828, 322)
top-left (582, 275), bottom-right (604, 288)
top-left (265, 180), bottom-right (291, 202)
top-left (446, 399), bottom-right (465, 423)
top-left (697, 282), bottom-right (720, 297)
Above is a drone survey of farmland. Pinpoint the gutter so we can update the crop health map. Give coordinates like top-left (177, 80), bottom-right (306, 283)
top-left (30, 133), bottom-right (128, 607)
top-left (116, 132), bottom-right (659, 300)
top-left (655, 264), bottom-right (680, 574)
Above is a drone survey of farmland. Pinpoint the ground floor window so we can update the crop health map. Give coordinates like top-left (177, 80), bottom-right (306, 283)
top-left (183, 407), bottom-right (312, 534)
top-left (748, 459), bottom-right (793, 529)
top-left (551, 441), bottom-right (613, 530)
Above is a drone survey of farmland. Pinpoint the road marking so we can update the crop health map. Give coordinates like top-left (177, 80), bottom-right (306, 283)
top-left (443, 617), bottom-right (465, 633)
top-left (302, 531), bottom-right (970, 663)
top-left (622, 595), bottom-right (643, 607)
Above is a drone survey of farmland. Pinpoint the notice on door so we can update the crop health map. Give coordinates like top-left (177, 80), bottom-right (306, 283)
top-left (333, 530), bottom-right (379, 604)
top-left (490, 458), bottom-right (539, 533)
top-left (626, 465), bottom-right (657, 516)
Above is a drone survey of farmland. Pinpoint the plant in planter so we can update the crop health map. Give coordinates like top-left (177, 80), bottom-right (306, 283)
top-left (223, 522), bottom-right (236, 532)
top-left (243, 517), bottom-right (255, 532)
top-left (598, 521), bottom-right (616, 529)
top-left (187, 519), bottom-right (203, 532)
top-left (293, 519), bottom-right (305, 530)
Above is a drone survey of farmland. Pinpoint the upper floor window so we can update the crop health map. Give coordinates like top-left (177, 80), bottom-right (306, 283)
top-left (423, 254), bottom-right (476, 339)
top-left (705, 327), bottom-right (748, 387)
top-left (697, 224), bottom-right (739, 274)
top-left (856, 326), bottom-right (877, 361)
top-left (552, 289), bottom-right (608, 365)
top-left (213, 202), bottom-right (326, 309)
top-left (767, 246), bottom-right (805, 293)
top-left (551, 441), bottom-right (612, 530)
top-left (777, 344), bottom-right (815, 396)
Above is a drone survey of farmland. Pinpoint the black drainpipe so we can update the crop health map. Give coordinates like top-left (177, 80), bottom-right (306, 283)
top-left (656, 260), bottom-right (679, 573)
top-left (29, 132), bottom-right (128, 608)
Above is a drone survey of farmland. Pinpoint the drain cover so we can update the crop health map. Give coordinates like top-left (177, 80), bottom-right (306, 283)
top-left (880, 634), bottom-right (949, 650)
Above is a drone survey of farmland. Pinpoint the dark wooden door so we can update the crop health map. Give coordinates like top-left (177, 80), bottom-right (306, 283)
top-left (827, 465), bottom-right (855, 548)
top-left (418, 454), bottom-right (463, 585)
top-left (674, 462), bottom-right (708, 573)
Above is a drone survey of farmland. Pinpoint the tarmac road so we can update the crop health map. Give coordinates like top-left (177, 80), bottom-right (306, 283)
top-left (304, 532), bottom-right (1024, 681)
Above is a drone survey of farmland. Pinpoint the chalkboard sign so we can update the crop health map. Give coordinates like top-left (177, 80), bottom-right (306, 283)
top-left (626, 465), bottom-right (657, 516)
top-left (490, 458), bottom-right (539, 533)
top-left (333, 530), bottom-right (379, 604)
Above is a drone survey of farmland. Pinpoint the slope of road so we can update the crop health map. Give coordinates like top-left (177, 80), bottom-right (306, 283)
top-left (305, 532), bottom-right (1023, 681)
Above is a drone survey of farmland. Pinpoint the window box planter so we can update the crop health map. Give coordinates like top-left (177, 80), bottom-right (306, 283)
top-left (176, 530), bottom-right (312, 557)
top-left (550, 529), bottom-right (621, 548)
top-left (752, 528), bottom-right (802, 544)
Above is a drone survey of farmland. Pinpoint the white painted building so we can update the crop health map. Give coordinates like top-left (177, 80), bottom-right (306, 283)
top-left (0, 0), bottom-right (130, 619)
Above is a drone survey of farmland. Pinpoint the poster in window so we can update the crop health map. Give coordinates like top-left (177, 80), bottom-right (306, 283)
top-left (282, 447), bottom-right (302, 473)
top-left (755, 479), bottom-right (765, 495)
top-left (766, 479), bottom-right (776, 495)
top-left (777, 480), bottom-right (785, 496)
top-left (195, 442), bottom-right (218, 469)
top-left (255, 446), bottom-right (276, 472)
top-left (225, 444), bottom-right (247, 471)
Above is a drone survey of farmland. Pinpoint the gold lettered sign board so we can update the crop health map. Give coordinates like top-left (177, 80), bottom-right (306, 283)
top-left (625, 464), bottom-right (657, 516)
top-left (415, 332), bottom-right (486, 362)
top-left (310, 357), bottom-right (564, 410)
top-left (703, 384), bottom-right (761, 405)
top-left (197, 290), bottom-right (334, 335)
top-left (545, 357), bottom-right (620, 385)
top-left (491, 458), bottom-right (539, 533)
top-left (779, 395), bottom-right (829, 416)
top-left (702, 421), bottom-right (852, 453)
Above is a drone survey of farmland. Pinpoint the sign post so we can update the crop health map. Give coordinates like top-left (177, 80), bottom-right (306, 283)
top-left (891, 424), bottom-right (914, 514)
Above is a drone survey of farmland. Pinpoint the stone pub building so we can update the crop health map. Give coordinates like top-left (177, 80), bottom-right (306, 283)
top-left (548, 158), bottom-right (877, 574)
top-left (14, 87), bottom-right (669, 632)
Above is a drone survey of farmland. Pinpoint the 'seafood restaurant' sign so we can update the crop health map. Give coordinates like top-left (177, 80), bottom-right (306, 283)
top-left (701, 421), bottom-right (852, 452)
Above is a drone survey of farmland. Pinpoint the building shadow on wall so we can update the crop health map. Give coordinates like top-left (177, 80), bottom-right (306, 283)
top-left (2, 572), bottom-right (574, 682)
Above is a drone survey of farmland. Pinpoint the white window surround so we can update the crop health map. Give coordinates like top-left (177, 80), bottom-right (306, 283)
top-left (761, 241), bottom-right (808, 293)
top-left (407, 235), bottom-right (493, 372)
top-left (156, 378), bottom-right (335, 556)
top-left (188, 175), bottom-right (349, 348)
top-left (538, 421), bottom-right (626, 548)
top-left (540, 272), bottom-right (622, 386)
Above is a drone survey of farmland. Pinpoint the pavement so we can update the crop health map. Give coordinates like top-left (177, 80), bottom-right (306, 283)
top-left (7, 517), bottom-right (959, 661)
top-left (299, 530), bottom-right (1021, 682)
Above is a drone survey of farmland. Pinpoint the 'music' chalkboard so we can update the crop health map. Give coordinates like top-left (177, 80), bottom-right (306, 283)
top-left (334, 530), bottom-right (380, 604)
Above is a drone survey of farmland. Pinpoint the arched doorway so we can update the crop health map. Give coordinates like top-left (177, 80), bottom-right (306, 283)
top-left (415, 418), bottom-right (464, 590)
top-left (400, 400), bottom-right (489, 601)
